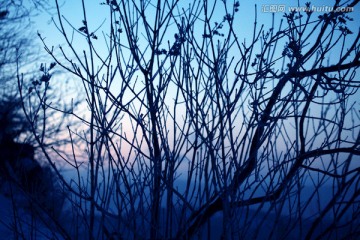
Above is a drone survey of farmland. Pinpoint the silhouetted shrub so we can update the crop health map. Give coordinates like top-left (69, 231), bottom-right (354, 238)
top-left (0, 96), bottom-right (64, 217)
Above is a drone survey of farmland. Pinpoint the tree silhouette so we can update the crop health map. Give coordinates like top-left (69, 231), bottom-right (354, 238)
top-left (0, 0), bottom-right (46, 184)
top-left (0, 1), bottom-right (73, 239)
top-left (20, 0), bottom-right (360, 239)
top-left (0, 97), bottom-right (39, 190)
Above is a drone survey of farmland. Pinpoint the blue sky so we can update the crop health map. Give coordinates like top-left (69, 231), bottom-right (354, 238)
top-left (28, 0), bottom-right (360, 168)
top-left (33, 0), bottom-right (360, 64)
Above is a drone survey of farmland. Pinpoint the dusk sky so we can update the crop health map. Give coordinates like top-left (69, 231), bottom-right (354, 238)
top-left (1, 1), bottom-right (360, 239)
top-left (25, 0), bottom-right (360, 173)
top-left (32, 0), bottom-right (360, 114)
